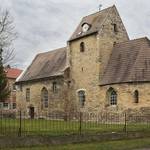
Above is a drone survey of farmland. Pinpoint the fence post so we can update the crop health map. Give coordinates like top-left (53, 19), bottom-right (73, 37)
top-left (79, 111), bottom-right (83, 135)
top-left (0, 111), bottom-right (2, 135)
top-left (124, 112), bottom-right (127, 132)
top-left (18, 110), bottom-right (22, 137)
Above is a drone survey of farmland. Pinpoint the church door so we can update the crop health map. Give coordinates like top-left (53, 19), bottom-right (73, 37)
top-left (29, 107), bottom-right (34, 119)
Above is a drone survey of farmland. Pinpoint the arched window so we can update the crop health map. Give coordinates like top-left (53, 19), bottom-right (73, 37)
top-left (107, 87), bottom-right (117, 106)
top-left (80, 42), bottom-right (85, 52)
top-left (134, 90), bottom-right (139, 103)
top-left (78, 90), bottom-right (86, 107)
top-left (41, 87), bottom-right (48, 109)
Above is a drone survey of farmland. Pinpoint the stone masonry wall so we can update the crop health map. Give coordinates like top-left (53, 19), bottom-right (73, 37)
top-left (16, 77), bottom-right (66, 117)
top-left (100, 83), bottom-right (150, 114)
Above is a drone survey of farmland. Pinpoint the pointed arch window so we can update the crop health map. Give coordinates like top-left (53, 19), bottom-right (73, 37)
top-left (107, 87), bottom-right (117, 106)
top-left (134, 90), bottom-right (139, 103)
top-left (78, 90), bottom-right (86, 107)
top-left (41, 87), bottom-right (48, 109)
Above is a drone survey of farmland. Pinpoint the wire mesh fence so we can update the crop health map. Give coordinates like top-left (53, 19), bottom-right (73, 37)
top-left (0, 110), bottom-right (150, 137)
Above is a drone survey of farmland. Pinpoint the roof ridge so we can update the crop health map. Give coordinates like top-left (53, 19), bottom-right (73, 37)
top-left (5, 68), bottom-right (22, 70)
top-left (114, 37), bottom-right (149, 46)
top-left (83, 5), bottom-right (115, 19)
top-left (37, 47), bottom-right (66, 55)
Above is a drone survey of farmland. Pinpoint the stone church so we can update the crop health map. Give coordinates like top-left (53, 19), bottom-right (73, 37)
top-left (16, 5), bottom-right (150, 117)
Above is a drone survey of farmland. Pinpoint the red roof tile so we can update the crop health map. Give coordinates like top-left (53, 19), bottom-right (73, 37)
top-left (5, 68), bottom-right (22, 79)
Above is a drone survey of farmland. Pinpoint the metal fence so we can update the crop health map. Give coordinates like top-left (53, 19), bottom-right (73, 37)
top-left (0, 110), bottom-right (150, 137)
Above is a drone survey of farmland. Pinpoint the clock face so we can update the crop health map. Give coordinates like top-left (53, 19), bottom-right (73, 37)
top-left (82, 23), bottom-right (90, 32)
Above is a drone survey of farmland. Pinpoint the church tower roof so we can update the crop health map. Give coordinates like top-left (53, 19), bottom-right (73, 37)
top-left (69, 5), bottom-right (117, 41)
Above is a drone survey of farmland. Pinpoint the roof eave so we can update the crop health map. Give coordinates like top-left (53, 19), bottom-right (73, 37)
top-left (16, 74), bottom-right (64, 85)
top-left (99, 80), bottom-right (150, 86)
top-left (68, 31), bottom-right (98, 42)
top-left (7, 77), bottom-right (17, 79)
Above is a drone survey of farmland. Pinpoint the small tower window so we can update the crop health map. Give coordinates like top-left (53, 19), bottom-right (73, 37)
top-left (113, 41), bottom-right (116, 46)
top-left (81, 67), bottom-right (84, 72)
top-left (134, 90), bottom-right (139, 103)
top-left (113, 24), bottom-right (118, 33)
top-left (80, 42), bottom-right (85, 52)
top-left (67, 81), bottom-right (71, 88)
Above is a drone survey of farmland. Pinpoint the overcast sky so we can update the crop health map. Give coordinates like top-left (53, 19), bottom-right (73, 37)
top-left (0, 0), bottom-right (150, 69)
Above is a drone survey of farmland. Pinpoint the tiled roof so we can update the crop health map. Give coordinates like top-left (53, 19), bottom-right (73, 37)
top-left (5, 68), bottom-right (22, 79)
top-left (69, 5), bottom-right (115, 41)
top-left (17, 47), bottom-right (67, 83)
top-left (101, 37), bottom-right (150, 85)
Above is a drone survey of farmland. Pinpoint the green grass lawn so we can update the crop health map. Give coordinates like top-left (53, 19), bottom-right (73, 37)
top-left (0, 118), bottom-right (150, 136)
top-left (2, 138), bottom-right (150, 150)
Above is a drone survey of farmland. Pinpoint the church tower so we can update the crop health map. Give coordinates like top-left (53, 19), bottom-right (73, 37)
top-left (68, 5), bottom-right (129, 112)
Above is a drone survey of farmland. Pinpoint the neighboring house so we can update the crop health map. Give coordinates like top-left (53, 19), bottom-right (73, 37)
top-left (16, 5), bottom-right (150, 118)
top-left (0, 67), bottom-right (22, 110)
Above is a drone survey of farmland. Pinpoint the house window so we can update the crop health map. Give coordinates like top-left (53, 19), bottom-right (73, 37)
top-left (41, 87), bottom-right (48, 109)
top-left (0, 102), bottom-right (3, 109)
top-left (107, 87), bottom-right (117, 106)
top-left (134, 90), bottom-right (139, 103)
top-left (13, 84), bottom-right (16, 91)
top-left (52, 82), bottom-right (57, 93)
top-left (3, 103), bottom-right (9, 109)
top-left (12, 103), bottom-right (16, 109)
top-left (80, 42), bottom-right (85, 52)
top-left (78, 90), bottom-right (86, 107)
top-left (113, 24), bottom-right (118, 32)
top-left (17, 84), bottom-right (22, 91)
top-left (26, 88), bottom-right (30, 102)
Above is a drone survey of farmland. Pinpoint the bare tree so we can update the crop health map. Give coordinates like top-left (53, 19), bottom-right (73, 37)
top-left (0, 9), bottom-right (17, 65)
top-left (0, 48), bottom-right (10, 102)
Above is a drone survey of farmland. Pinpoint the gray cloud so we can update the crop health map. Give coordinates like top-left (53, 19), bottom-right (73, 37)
top-left (0, 0), bottom-right (149, 69)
